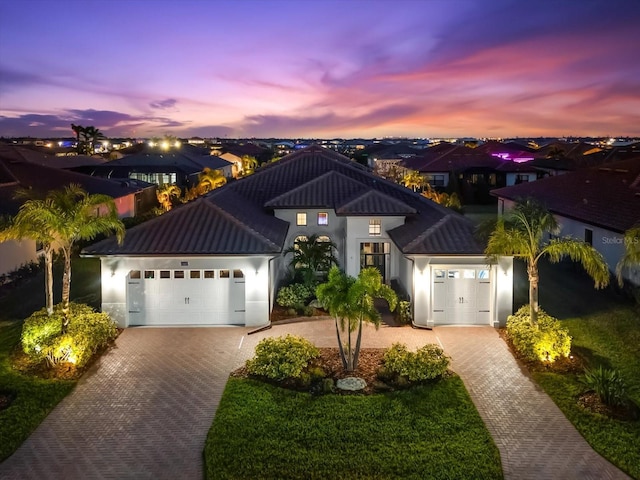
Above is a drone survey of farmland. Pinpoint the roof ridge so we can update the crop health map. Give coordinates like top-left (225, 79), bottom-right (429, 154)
top-left (264, 170), bottom-right (358, 206)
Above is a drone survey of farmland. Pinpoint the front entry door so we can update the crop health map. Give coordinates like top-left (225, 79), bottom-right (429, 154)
top-left (360, 242), bottom-right (389, 282)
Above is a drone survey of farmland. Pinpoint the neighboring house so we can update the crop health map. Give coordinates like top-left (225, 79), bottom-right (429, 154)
top-left (492, 158), bottom-right (640, 286)
top-left (216, 142), bottom-right (272, 177)
top-left (83, 146), bottom-right (513, 329)
top-left (0, 144), bottom-right (154, 277)
top-left (75, 144), bottom-right (234, 187)
top-left (495, 161), bottom-right (539, 186)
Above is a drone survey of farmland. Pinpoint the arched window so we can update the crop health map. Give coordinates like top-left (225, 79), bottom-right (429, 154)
top-left (317, 235), bottom-right (331, 243)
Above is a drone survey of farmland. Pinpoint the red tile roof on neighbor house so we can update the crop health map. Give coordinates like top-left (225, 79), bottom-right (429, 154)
top-left (84, 145), bottom-right (483, 256)
top-left (491, 158), bottom-right (640, 233)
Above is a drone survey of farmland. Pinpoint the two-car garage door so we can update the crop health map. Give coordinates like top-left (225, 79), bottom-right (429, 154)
top-left (127, 268), bottom-right (245, 326)
top-left (432, 267), bottom-right (492, 325)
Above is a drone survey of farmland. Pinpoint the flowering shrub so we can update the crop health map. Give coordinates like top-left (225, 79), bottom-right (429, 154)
top-left (382, 343), bottom-right (449, 382)
top-left (245, 335), bottom-right (320, 381)
top-left (506, 305), bottom-right (571, 362)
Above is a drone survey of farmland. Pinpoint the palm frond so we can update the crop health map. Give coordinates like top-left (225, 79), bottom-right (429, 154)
top-left (543, 238), bottom-right (610, 288)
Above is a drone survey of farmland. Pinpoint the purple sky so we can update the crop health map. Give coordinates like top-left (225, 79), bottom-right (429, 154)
top-left (1, 0), bottom-right (639, 139)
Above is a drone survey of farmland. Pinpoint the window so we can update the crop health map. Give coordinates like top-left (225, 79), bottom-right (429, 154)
top-left (369, 219), bottom-right (381, 236)
top-left (463, 269), bottom-right (476, 279)
top-left (434, 269), bottom-right (445, 279)
top-left (174, 270), bottom-right (185, 279)
top-left (233, 270), bottom-right (244, 278)
top-left (317, 235), bottom-right (331, 243)
top-left (515, 174), bottom-right (530, 184)
top-left (426, 175), bottom-right (445, 187)
top-left (129, 270), bottom-right (141, 279)
top-left (448, 270), bottom-right (460, 279)
top-left (585, 228), bottom-right (593, 246)
top-left (204, 270), bottom-right (215, 279)
top-left (296, 212), bottom-right (307, 226)
top-left (317, 212), bottom-right (328, 226)
top-left (220, 270), bottom-right (230, 278)
top-left (294, 235), bottom-right (308, 249)
top-left (144, 270), bottom-right (155, 279)
top-left (478, 269), bottom-right (489, 279)
top-left (190, 270), bottom-right (200, 279)
top-left (160, 270), bottom-right (170, 279)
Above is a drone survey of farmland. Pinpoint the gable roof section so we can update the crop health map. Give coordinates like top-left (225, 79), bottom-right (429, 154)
top-left (83, 196), bottom-right (287, 255)
top-left (492, 158), bottom-right (640, 233)
top-left (85, 145), bottom-right (483, 256)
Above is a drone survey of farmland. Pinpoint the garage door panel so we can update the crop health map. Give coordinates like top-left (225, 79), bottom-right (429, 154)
top-left (432, 267), bottom-right (492, 326)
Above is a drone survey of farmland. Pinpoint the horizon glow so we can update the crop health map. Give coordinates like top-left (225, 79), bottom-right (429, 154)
top-left (1, 0), bottom-right (639, 139)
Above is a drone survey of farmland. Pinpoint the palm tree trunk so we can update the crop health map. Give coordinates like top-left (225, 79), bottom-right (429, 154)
top-left (44, 247), bottom-right (53, 315)
top-left (346, 325), bottom-right (354, 371)
top-left (528, 262), bottom-right (539, 325)
top-left (335, 317), bottom-right (348, 370)
top-left (353, 317), bottom-right (363, 370)
top-left (61, 247), bottom-right (72, 327)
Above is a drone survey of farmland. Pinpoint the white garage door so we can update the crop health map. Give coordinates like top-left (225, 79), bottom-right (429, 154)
top-left (127, 269), bottom-right (245, 326)
top-left (432, 267), bottom-right (491, 325)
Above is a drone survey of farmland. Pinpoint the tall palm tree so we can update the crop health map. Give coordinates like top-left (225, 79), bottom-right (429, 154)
top-left (71, 123), bottom-right (85, 155)
top-left (401, 170), bottom-right (424, 192)
top-left (197, 167), bottom-right (226, 194)
top-left (283, 234), bottom-right (338, 286)
top-left (0, 199), bottom-right (57, 314)
top-left (44, 184), bottom-right (124, 321)
top-left (316, 267), bottom-right (397, 371)
top-left (82, 126), bottom-right (105, 155)
top-left (485, 198), bottom-right (610, 325)
top-left (616, 226), bottom-right (640, 286)
top-left (156, 184), bottom-right (182, 212)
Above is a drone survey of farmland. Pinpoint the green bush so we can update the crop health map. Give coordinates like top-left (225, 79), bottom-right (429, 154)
top-left (581, 366), bottom-right (629, 407)
top-left (395, 300), bottom-right (412, 325)
top-left (21, 303), bottom-right (118, 368)
top-left (276, 283), bottom-right (315, 309)
top-left (506, 305), bottom-right (571, 362)
top-left (245, 335), bottom-right (320, 381)
top-left (382, 343), bottom-right (450, 382)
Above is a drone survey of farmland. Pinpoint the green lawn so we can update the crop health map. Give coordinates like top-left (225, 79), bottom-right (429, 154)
top-left (533, 305), bottom-right (640, 479)
top-left (205, 377), bottom-right (503, 480)
top-left (0, 256), bottom-right (101, 461)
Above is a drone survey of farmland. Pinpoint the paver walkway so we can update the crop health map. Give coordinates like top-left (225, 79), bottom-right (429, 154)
top-left (0, 321), bottom-right (631, 479)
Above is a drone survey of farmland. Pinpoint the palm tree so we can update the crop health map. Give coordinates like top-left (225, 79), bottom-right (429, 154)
top-left (316, 267), bottom-right (397, 371)
top-left (616, 226), bottom-right (640, 286)
top-left (45, 184), bottom-right (124, 321)
top-left (485, 198), bottom-right (610, 325)
top-left (156, 184), bottom-right (182, 212)
top-left (197, 167), bottom-right (226, 194)
top-left (283, 234), bottom-right (338, 286)
top-left (71, 123), bottom-right (85, 155)
top-left (421, 184), bottom-right (462, 211)
top-left (82, 126), bottom-right (105, 155)
top-left (241, 155), bottom-right (258, 176)
top-left (401, 170), bottom-right (424, 192)
top-left (0, 199), bottom-right (57, 314)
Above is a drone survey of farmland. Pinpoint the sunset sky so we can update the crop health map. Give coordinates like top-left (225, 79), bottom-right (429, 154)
top-left (1, 0), bottom-right (639, 139)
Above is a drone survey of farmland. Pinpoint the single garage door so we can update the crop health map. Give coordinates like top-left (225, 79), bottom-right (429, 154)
top-left (432, 267), bottom-right (491, 325)
top-left (127, 268), bottom-right (245, 326)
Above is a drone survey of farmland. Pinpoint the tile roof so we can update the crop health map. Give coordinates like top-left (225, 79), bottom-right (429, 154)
top-left (491, 158), bottom-right (640, 233)
top-left (84, 145), bottom-right (483, 256)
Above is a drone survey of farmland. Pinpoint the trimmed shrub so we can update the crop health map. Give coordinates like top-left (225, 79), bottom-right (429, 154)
top-left (245, 335), bottom-right (320, 381)
top-left (276, 283), bottom-right (315, 309)
top-left (506, 305), bottom-right (571, 363)
top-left (21, 303), bottom-right (118, 368)
top-left (395, 300), bottom-right (412, 325)
top-left (382, 343), bottom-right (450, 382)
top-left (581, 366), bottom-right (629, 407)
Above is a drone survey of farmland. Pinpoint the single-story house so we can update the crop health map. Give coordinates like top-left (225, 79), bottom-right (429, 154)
top-left (492, 157), bottom-right (640, 286)
top-left (83, 146), bottom-right (513, 329)
top-left (0, 144), bottom-right (155, 277)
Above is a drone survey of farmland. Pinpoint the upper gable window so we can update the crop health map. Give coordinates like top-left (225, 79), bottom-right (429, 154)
top-left (317, 212), bottom-right (328, 226)
top-left (369, 219), bottom-right (381, 236)
top-left (296, 212), bottom-right (307, 226)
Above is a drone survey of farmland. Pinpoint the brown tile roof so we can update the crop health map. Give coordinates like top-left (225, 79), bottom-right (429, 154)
top-left (85, 145), bottom-right (483, 256)
top-left (491, 158), bottom-right (640, 233)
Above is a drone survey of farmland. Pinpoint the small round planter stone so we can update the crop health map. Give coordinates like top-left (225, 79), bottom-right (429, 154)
top-left (336, 377), bottom-right (367, 391)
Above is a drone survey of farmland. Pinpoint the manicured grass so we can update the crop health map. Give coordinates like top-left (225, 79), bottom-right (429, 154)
top-left (0, 256), bottom-right (100, 461)
top-left (0, 322), bottom-right (75, 462)
top-left (532, 305), bottom-right (640, 479)
top-left (205, 377), bottom-right (503, 480)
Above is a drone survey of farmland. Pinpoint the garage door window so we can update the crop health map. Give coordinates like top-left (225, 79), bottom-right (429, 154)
top-left (174, 271), bottom-right (185, 279)
top-left (190, 270), bottom-right (201, 279)
top-left (233, 270), bottom-right (244, 278)
top-left (448, 270), bottom-right (459, 279)
top-left (220, 270), bottom-right (230, 278)
top-left (129, 270), bottom-right (141, 279)
top-left (204, 270), bottom-right (215, 279)
top-left (463, 269), bottom-right (476, 279)
top-left (434, 269), bottom-right (445, 279)
top-left (478, 269), bottom-right (489, 279)
top-left (160, 270), bottom-right (170, 279)
top-left (144, 270), bottom-right (154, 279)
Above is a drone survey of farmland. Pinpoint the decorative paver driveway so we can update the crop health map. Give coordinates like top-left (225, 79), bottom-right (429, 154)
top-left (0, 321), bottom-right (630, 479)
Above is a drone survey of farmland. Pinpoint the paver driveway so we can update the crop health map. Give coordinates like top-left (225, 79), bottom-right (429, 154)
top-left (0, 320), bottom-right (630, 480)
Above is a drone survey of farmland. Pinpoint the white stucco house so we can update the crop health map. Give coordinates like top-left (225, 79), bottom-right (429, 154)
top-left (83, 146), bottom-right (513, 329)
top-left (492, 158), bottom-right (640, 287)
